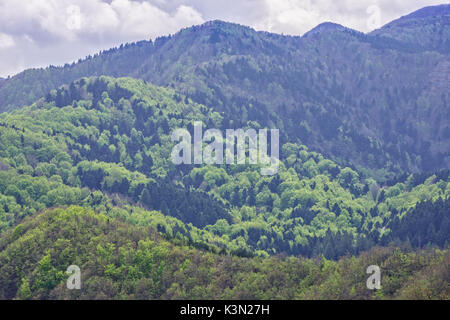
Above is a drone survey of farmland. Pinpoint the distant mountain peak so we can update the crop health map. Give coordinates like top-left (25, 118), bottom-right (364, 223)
top-left (399, 4), bottom-right (450, 20)
top-left (174, 19), bottom-right (257, 43)
top-left (370, 4), bottom-right (450, 52)
top-left (303, 22), bottom-right (351, 37)
top-left (189, 20), bottom-right (255, 34)
top-left (200, 20), bottom-right (244, 28)
top-left (376, 4), bottom-right (450, 30)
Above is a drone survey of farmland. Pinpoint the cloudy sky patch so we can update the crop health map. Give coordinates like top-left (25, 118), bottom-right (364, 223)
top-left (0, 0), bottom-right (447, 77)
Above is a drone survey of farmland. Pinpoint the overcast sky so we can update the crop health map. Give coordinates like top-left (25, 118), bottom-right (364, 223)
top-left (0, 0), bottom-right (447, 78)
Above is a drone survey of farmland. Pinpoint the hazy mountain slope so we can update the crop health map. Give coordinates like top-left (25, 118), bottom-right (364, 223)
top-left (0, 6), bottom-right (449, 173)
top-left (371, 4), bottom-right (450, 52)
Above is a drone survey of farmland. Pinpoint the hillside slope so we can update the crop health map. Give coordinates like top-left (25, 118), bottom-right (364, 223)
top-left (0, 206), bottom-right (448, 300)
top-left (371, 4), bottom-right (450, 51)
top-left (0, 76), bottom-right (448, 260)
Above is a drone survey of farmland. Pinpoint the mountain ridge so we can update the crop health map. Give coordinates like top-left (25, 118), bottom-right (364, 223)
top-left (3, 4), bottom-right (449, 84)
top-left (303, 22), bottom-right (356, 37)
top-left (395, 3), bottom-right (450, 20)
top-left (0, 5), bottom-right (448, 175)
top-left (370, 4), bottom-right (450, 51)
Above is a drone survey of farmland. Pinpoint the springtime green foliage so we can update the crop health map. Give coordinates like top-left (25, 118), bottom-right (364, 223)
top-left (0, 206), bottom-right (448, 300)
top-left (0, 77), bottom-right (448, 261)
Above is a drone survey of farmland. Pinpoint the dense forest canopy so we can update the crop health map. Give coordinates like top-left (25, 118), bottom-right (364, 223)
top-left (1, 206), bottom-right (448, 300)
top-left (0, 76), bottom-right (448, 261)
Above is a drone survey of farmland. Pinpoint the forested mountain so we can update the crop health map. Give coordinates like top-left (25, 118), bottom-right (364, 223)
top-left (371, 4), bottom-right (450, 51)
top-left (1, 206), bottom-right (448, 300)
top-left (0, 76), bottom-right (448, 261)
top-left (0, 5), bottom-right (449, 174)
top-left (303, 22), bottom-right (350, 37)
top-left (0, 5), bottom-right (448, 300)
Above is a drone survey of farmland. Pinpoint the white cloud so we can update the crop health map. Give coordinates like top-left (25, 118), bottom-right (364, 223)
top-left (0, 0), bottom-right (204, 77)
top-left (106, 0), bottom-right (203, 39)
top-left (0, 32), bottom-right (14, 48)
top-left (259, 0), bottom-right (321, 34)
top-left (0, 0), bottom-right (203, 43)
